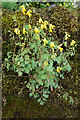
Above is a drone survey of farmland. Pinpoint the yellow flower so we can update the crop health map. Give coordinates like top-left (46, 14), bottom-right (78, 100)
top-left (29, 24), bottom-right (31, 30)
top-left (52, 48), bottom-right (54, 53)
top-left (26, 11), bottom-right (32, 18)
top-left (70, 40), bottom-right (76, 46)
top-left (44, 61), bottom-right (48, 66)
top-left (57, 67), bottom-right (62, 73)
top-left (57, 68), bottom-right (60, 73)
top-left (44, 20), bottom-right (48, 25)
top-left (22, 7), bottom-right (26, 15)
top-left (26, 9), bottom-right (32, 18)
top-left (43, 38), bottom-right (48, 46)
top-left (20, 5), bottom-right (26, 15)
top-left (34, 27), bottom-right (40, 34)
top-left (39, 18), bottom-right (43, 23)
top-left (49, 28), bottom-right (52, 33)
top-left (65, 32), bottom-right (71, 40)
top-left (23, 28), bottom-right (26, 34)
top-left (41, 24), bottom-right (47, 30)
top-left (60, 48), bottom-right (63, 52)
top-left (50, 42), bottom-right (55, 48)
top-left (58, 47), bottom-right (63, 52)
top-left (49, 24), bottom-right (55, 29)
top-left (21, 43), bottom-right (25, 46)
top-left (14, 28), bottom-right (20, 35)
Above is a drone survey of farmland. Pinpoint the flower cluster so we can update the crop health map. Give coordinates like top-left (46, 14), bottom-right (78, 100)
top-left (65, 32), bottom-right (71, 40)
top-left (70, 40), bottom-right (76, 46)
top-left (39, 17), bottom-right (55, 32)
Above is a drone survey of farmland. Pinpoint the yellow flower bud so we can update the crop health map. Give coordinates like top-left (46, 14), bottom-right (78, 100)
top-left (52, 48), bottom-right (54, 53)
top-left (23, 28), bottom-right (26, 34)
top-left (29, 24), bottom-right (31, 30)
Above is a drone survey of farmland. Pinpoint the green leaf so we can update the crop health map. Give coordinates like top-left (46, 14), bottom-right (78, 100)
top-left (40, 3), bottom-right (46, 8)
top-left (24, 81), bottom-right (27, 83)
top-left (29, 93), bottom-right (33, 97)
top-left (36, 84), bottom-right (39, 89)
top-left (39, 81), bottom-right (43, 85)
top-left (43, 98), bottom-right (47, 101)
top-left (5, 58), bottom-right (8, 62)
top-left (25, 60), bottom-right (29, 65)
top-left (27, 64), bottom-right (32, 70)
top-left (69, 96), bottom-right (73, 104)
top-left (43, 94), bottom-right (48, 98)
top-left (7, 63), bottom-right (10, 69)
top-left (40, 100), bottom-right (44, 105)
top-left (24, 25), bottom-right (29, 31)
top-left (25, 68), bottom-right (29, 73)
top-left (37, 98), bottom-right (41, 103)
top-left (18, 71), bottom-right (23, 76)
top-left (26, 3), bottom-right (29, 7)
top-left (20, 63), bottom-right (25, 67)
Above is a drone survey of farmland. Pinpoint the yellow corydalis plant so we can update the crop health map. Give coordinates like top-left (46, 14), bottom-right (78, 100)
top-left (26, 9), bottom-right (32, 18)
top-left (57, 66), bottom-right (62, 73)
top-left (43, 38), bottom-right (48, 46)
top-left (14, 28), bottom-right (20, 35)
top-left (70, 40), bottom-right (76, 46)
top-left (20, 5), bottom-right (26, 15)
top-left (65, 32), bottom-right (71, 40)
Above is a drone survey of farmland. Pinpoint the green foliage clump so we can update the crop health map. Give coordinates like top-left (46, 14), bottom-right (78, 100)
top-left (3, 8), bottom-right (77, 105)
